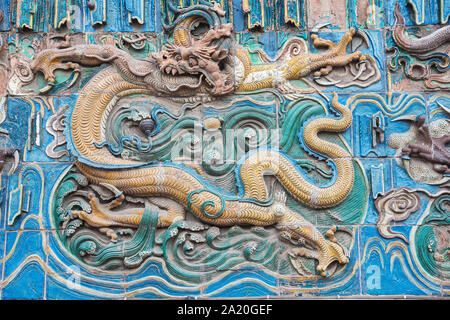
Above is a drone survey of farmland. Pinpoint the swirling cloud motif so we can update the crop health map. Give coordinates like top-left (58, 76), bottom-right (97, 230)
top-left (374, 187), bottom-right (421, 243)
top-left (387, 2), bottom-right (450, 90)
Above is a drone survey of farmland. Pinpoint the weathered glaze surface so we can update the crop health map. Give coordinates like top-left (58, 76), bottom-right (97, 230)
top-left (0, 0), bottom-right (448, 299)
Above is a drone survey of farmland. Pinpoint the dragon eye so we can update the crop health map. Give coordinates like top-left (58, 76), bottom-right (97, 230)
top-left (188, 57), bottom-right (197, 67)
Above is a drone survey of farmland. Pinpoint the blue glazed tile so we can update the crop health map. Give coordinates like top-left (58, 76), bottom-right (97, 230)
top-left (232, 0), bottom-right (246, 32)
top-left (5, 165), bottom-right (47, 230)
top-left (1, 0), bottom-right (447, 300)
top-left (277, 93), bottom-right (353, 160)
top-left (46, 275), bottom-right (110, 300)
top-left (236, 32), bottom-right (278, 62)
top-left (3, 231), bottom-right (47, 275)
top-left (427, 94), bottom-right (450, 123)
top-left (359, 225), bottom-right (441, 296)
top-left (13, 0), bottom-right (48, 32)
top-left (124, 259), bottom-right (202, 298)
top-left (0, 172), bottom-right (10, 230)
top-left (45, 268), bottom-right (126, 300)
top-left (45, 232), bottom-right (127, 299)
top-left (347, 0), bottom-right (385, 29)
top-left (46, 260), bottom-right (127, 299)
top-left (125, 261), bottom-right (202, 298)
top-left (206, 280), bottom-right (278, 298)
top-left (47, 233), bottom-right (121, 278)
top-left (359, 158), bottom-right (393, 225)
top-left (348, 92), bottom-right (427, 158)
top-left (0, 229), bottom-right (4, 298)
top-left (46, 231), bottom-right (88, 272)
top-left (236, 0), bottom-right (304, 31)
top-left (385, 0), bottom-right (446, 26)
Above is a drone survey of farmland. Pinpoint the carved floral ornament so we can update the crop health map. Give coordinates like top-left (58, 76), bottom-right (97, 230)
top-left (0, 0), bottom-right (448, 296)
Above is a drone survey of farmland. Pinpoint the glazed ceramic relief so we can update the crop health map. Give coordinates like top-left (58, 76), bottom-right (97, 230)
top-left (0, 0), bottom-right (448, 299)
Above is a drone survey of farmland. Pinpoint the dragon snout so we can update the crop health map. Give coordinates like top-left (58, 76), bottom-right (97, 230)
top-left (139, 118), bottom-right (156, 136)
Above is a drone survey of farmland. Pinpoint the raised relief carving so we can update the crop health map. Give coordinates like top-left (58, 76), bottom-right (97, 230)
top-left (388, 2), bottom-right (450, 89)
top-left (3, 0), bottom-right (448, 298)
top-left (374, 186), bottom-right (421, 243)
top-left (13, 2), bottom-right (378, 278)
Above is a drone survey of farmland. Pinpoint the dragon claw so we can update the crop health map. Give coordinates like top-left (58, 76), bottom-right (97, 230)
top-left (289, 234), bottom-right (349, 277)
top-left (326, 225), bottom-right (338, 243)
top-left (304, 27), bottom-right (366, 82)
